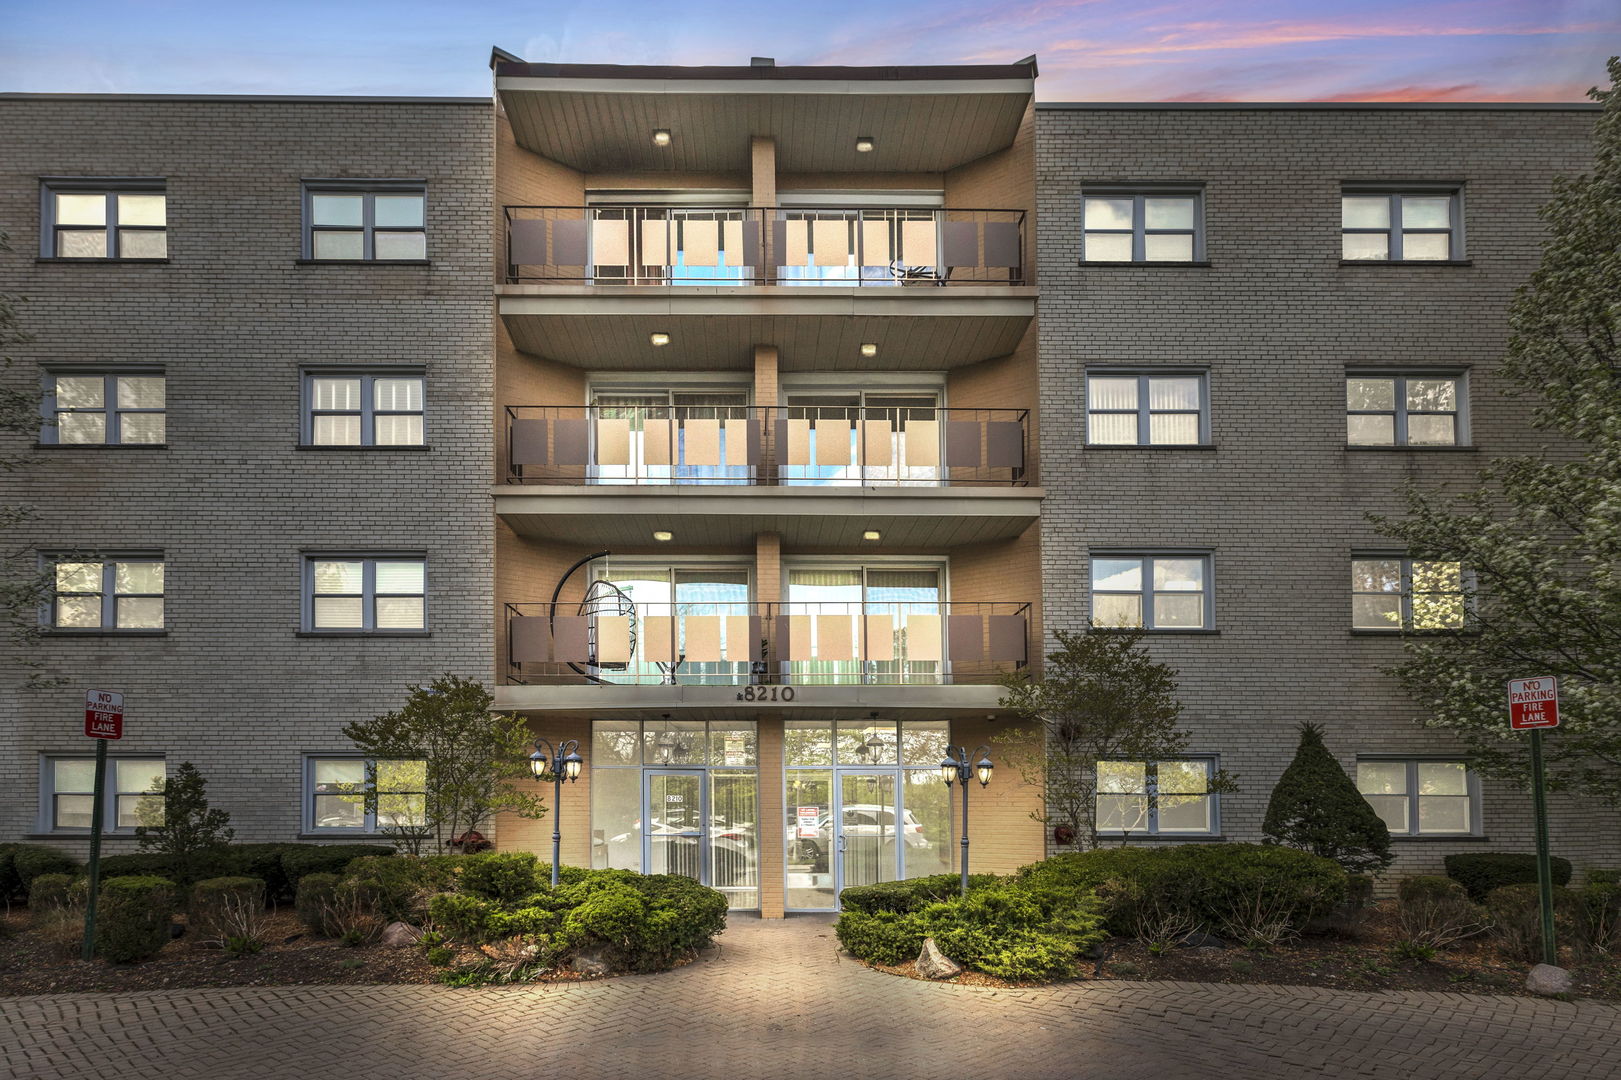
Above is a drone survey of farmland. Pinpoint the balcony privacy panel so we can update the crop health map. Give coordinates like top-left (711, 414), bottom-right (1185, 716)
top-left (509, 219), bottom-right (547, 265)
top-left (903, 420), bottom-right (939, 467)
top-left (510, 419), bottom-right (549, 466)
top-left (984, 221), bottom-right (1020, 269)
top-left (987, 614), bottom-right (1027, 661)
top-left (943, 221), bottom-right (978, 268)
top-left (947, 613), bottom-right (986, 662)
top-left (552, 220), bottom-right (587, 265)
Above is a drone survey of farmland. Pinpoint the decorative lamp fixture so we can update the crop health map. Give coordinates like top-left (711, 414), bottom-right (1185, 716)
top-left (649, 332), bottom-right (671, 347)
top-left (530, 738), bottom-right (585, 887)
top-left (859, 343), bottom-right (878, 358)
top-left (653, 530), bottom-right (674, 542)
top-left (653, 129), bottom-right (672, 147)
top-left (862, 530), bottom-right (881, 542)
top-left (939, 742), bottom-right (994, 896)
top-left (855, 136), bottom-right (875, 153)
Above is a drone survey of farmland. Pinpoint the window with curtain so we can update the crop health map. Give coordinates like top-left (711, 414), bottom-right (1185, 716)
top-left (1086, 371), bottom-right (1207, 446)
top-left (592, 565), bottom-right (752, 683)
top-left (590, 388), bottom-right (750, 484)
top-left (784, 566), bottom-right (941, 684)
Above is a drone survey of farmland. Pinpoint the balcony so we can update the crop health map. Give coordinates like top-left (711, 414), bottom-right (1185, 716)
top-left (504, 600), bottom-right (1030, 688)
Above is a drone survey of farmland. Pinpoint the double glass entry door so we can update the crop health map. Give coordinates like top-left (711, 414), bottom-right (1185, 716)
top-left (784, 769), bottom-right (952, 910)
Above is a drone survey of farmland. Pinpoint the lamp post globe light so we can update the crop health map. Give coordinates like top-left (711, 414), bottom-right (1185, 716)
top-left (939, 744), bottom-right (993, 896)
top-left (529, 738), bottom-right (584, 887)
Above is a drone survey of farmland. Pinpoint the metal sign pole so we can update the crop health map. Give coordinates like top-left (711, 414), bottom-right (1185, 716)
top-left (81, 737), bottom-right (108, 961)
top-left (1530, 728), bottom-right (1556, 966)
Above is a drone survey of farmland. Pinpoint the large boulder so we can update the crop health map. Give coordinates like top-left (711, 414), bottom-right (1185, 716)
top-left (379, 921), bottom-right (422, 948)
top-left (1525, 964), bottom-right (1573, 997)
top-left (570, 947), bottom-right (612, 977)
top-left (916, 937), bottom-right (962, 980)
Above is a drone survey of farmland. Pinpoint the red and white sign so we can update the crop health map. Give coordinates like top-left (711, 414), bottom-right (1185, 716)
top-left (796, 806), bottom-right (820, 839)
top-left (1508, 677), bottom-right (1559, 731)
top-left (84, 689), bottom-right (123, 740)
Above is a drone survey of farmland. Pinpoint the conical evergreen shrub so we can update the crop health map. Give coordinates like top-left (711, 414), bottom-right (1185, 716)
top-left (1263, 722), bottom-right (1393, 875)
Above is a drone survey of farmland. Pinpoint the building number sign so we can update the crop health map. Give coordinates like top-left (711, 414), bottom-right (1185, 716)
top-left (736, 686), bottom-right (796, 702)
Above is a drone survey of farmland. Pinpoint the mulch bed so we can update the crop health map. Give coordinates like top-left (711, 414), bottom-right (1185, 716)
top-left (864, 902), bottom-right (1621, 1001)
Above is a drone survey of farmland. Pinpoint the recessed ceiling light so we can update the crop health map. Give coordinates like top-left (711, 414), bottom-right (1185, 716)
top-left (653, 530), bottom-right (674, 542)
top-left (649, 332), bottom-right (671, 347)
top-left (652, 129), bottom-right (672, 147)
top-left (862, 530), bottom-right (881, 541)
top-left (859, 343), bottom-right (878, 358)
top-left (855, 136), bottom-right (875, 153)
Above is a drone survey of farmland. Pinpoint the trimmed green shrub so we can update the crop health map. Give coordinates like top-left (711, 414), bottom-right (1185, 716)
top-left (1579, 882), bottom-right (1621, 954)
top-left (294, 872), bottom-right (343, 936)
top-left (28, 873), bottom-right (82, 916)
top-left (97, 853), bottom-right (184, 879)
top-left (341, 856), bottom-right (454, 922)
top-left (1486, 883), bottom-right (1580, 962)
top-left (1396, 875), bottom-right (1488, 953)
top-left (1399, 875), bottom-right (1469, 904)
top-left (1586, 868), bottom-right (1620, 886)
top-left (95, 875), bottom-right (176, 962)
top-left (839, 874), bottom-right (1000, 914)
top-left (458, 852), bottom-right (540, 903)
top-left (191, 877), bottom-right (266, 941)
top-left (0, 843), bottom-right (27, 901)
top-left (1446, 853), bottom-right (1573, 903)
top-left (231, 843), bottom-right (304, 902)
top-left (428, 891), bottom-right (499, 943)
top-left (1262, 722), bottom-right (1393, 875)
top-left (12, 845), bottom-right (80, 895)
top-left (835, 910), bottom-right (928, 964)
top-left (280, 844), bottom-right (395, 885)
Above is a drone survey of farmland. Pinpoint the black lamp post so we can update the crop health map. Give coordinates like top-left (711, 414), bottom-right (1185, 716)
top-left (939, 743), bottom-right (993, 896)
top-left (529, 738), bottom-right (584, 887)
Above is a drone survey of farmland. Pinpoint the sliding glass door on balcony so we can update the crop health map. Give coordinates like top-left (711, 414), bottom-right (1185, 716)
top-left (783, 566), bottom-right (942, 684)
top-left (586, 205), bottom-right (755, 285)
top-left (776, 207), bottom-right (942, 286)
top-left (590, 390), bottom-right (752, 485)
top-left (591, 566), bottom-right (754, 684)
top-left (780, 392), bottom-right (941, 485)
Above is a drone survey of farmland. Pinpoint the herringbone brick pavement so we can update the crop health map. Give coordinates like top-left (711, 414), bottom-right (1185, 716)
top-left (2, 916), bottom-right (1616, 1080)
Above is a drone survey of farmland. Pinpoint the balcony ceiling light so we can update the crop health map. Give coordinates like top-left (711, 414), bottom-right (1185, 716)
top-left (859, 343), bottom-right (878, 358)
top-left (649, 332), bottom-right (671, 347)
top-left (653, 530), bottom-right (674, 542)
top-left (652, 129), bottom-right (672, 147)
top-left (863, 530), bottom-right (882, 541)
top-left (855, 136), bottom-right (875, 153)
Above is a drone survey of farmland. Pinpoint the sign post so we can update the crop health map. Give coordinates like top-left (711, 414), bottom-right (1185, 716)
top-left (1508, 676), bottom-right (1560, 966)
top-left (81, 690), bottom-right (124, 962)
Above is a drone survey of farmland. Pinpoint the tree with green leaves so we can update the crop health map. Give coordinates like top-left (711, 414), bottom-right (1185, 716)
top-left (1370, 58), bottom-right (1621, 800)
top-left (998, 629), bottom-right (1234, 851)
top-left (134, 761), bottom-right (235, 890)
top-left (342, 674), bottom-right (546, 852)
top-left (1263, 723), bottom-right (1393, 875)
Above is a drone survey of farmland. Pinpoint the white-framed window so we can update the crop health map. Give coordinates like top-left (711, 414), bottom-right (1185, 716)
top-left (302, 181), bottom-right (426, 261)
top-left (1081, 188), bottom-right (1203, 263)
top-left (1341, 187), bottom-right (1462, 261)
top-left (1096, 758), bottom-right (1219, 835)
top-left (1351, 557), bottom-right (1468, 631)
top-left (40, 755), bottom-right (166, 832)
top-left (1356, 759), bottom-right (1478, 836)
top-left (1086, 370), bottom-right (1208, 445)
top-left (1346, 373), bottom-right (1464, 446)
top-left (302, 371), bottom-right (425, 446)
top-left (304, 555), bottom-right (427, 632)
top-left (40, 180), bottom-right (167, 259)
top-left (41, 372), bottom-right (166, 445)
top-left (1091, 554), bottom-right (1211, 630)
top-left (304, 756), bottom-right (427, 833)
top-left (47, 556), bottom-right (165, 631)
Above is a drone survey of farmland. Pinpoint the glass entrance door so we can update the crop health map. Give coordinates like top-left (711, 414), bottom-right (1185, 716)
top-left (646, 770), bottom-right (704, 882)
top-left (837, 772), bottom-right (900, 892)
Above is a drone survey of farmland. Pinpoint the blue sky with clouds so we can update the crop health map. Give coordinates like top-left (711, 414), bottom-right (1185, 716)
top-left (2, 0), bottom-right (1615, 100)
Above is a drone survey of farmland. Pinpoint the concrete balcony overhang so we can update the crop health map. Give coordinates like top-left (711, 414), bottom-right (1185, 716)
top-left (494, 682), bottom-right (1010, 718)
top-left (497, 285), bottom-right (1037, 370)
top-left (492, 484), bottom-right (1043, 548)
top-left (493, 61), bottom-right (1035, 173)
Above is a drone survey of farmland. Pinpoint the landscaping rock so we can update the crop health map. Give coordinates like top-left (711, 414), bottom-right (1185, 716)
top-left (570, 948), bottom-right (612, 977)
top-left (1178, 932), bottom-right (1227, 950)
top-left (916, 937), bottom-right (962, 980)
top-left (1525, 964), bottom-right (1572, 997)
top-left (379, 921), bottom-right (422, 948)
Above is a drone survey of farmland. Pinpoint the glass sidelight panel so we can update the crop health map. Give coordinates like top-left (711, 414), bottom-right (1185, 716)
top-left (901, 769), bottom-right (953, 879)
top-left (785, 770), bottom-right (835, 909)
top-left (711, 770), bottom-right (759, 909)
top-left (647, 771), bottom-right (704, 881)
top-left (591, 767), bottom-right (643, 871)
top-left (839, 772), bottom-right (899, 890)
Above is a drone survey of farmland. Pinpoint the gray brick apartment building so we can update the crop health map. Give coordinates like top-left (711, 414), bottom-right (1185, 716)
top-left (0, 59), bottom-right (1611, 899)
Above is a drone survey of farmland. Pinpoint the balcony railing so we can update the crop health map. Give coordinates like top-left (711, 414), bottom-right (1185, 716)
top-left (506, 405), bottom-right (1028, 486)
top-left (505, 600), bottom-right (1029, 686)
top-left (503, 205), bottom-right (1025, 286)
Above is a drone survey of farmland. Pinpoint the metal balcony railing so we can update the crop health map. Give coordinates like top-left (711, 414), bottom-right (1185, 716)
top-left (503, 205), bottom-right (1026, 286)
top-left (505, 405), bottom-right (1028, 486)
top-left (505, 600), bottom-right (1029, 686)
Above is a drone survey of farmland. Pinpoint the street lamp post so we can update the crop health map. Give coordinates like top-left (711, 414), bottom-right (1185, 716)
top-left (939, 744), bottom-right (993, 896)
top-left (529, 739), bottom-right (584, 887)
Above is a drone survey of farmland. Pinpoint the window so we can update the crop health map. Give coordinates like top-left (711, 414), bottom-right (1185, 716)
top-left (304, 372), bottom-right (425, 446)
top-left (1091, 554), bottom-right (1211, 630)
top-left (1346, 374), bottom-right (1462, 446)
top-left (1096, 759), bottom-right (1218, 835)
top-left (1086, 371), bottom-right (1208, 445)
top-left (305, 556), bottom-right (426, 632)
top-left (1082, 189), bottom-right (1202, 262)
top-left (1351, 557), bottom-right (1468, 631)
top-left (42, 373), bottom-right (165, 445)
top-left (1341, 188), bottom-right (1460, 261)
top-left (1357, 759), bottom-right (1477, 836)
top-left (305, 756), bottom-right (427, 833)
top-left (42, 756), bottom-right (165, 831)
top-left (303, 182), bottom-right (426, 261)
top-left (41, 181), bottom-right (167, 259)
top-left (49, 557), bottom-right (164, 630)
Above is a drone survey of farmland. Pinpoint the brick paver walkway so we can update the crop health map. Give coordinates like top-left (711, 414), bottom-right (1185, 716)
top-left (3, 916), bottom-right (1617, 1079)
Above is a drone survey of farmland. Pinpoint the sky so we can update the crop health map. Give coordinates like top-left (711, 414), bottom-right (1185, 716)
top-left (0, 0), bottom-right (1615, 101)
